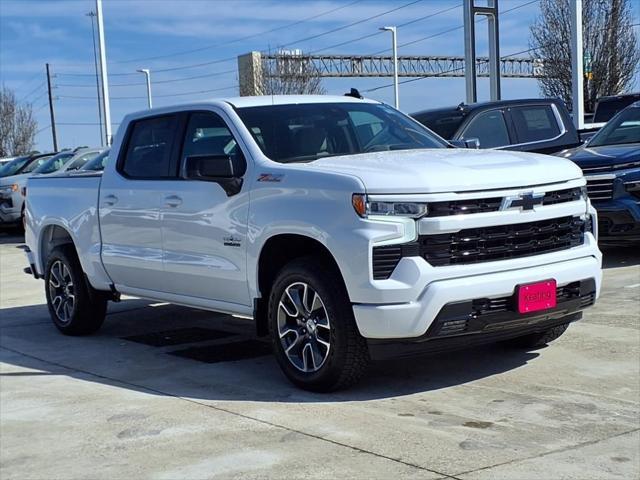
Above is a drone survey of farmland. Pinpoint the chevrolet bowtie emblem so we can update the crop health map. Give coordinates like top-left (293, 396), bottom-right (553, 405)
top-left (501, 192), bottom-right (545, 211)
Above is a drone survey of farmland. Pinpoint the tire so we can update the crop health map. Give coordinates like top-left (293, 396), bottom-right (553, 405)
top-left (44, 245), bottom-right (108, 335)
top-left (503, 322), bottom-right (570, 349)
top-left (268, 257), bottom-right (370, 392)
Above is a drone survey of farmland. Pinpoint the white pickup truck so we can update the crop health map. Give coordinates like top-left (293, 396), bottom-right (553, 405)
top-left (25, 95), bottom-right (602, 391)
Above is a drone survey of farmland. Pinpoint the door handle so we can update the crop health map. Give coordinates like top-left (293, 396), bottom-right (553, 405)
top-left (103, 194), bottom-right (118, 206)
top-left (164, 195), bottom-right (183, 208)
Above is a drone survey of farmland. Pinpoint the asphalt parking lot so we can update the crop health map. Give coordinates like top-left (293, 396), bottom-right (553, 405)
top-left (1, 231), bottom-right (638, 480)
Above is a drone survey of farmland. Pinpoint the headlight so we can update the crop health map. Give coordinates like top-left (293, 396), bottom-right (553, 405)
top-left (580, 185), bottom-right (588, 199)
top-left (352, 194), bottom-right (428, 219)
top-left (624, 180), bottom-right (640, 192)
top-left (0, 184), bottom-right (19, 192)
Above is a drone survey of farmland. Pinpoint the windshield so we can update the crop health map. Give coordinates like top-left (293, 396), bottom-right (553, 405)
top-left (32, 152), bottom-right (75, 174)
top-left (21, 154), bottom-right (54, 173)
top-left (588, 107), bottom-right (640, 147)
top-left (65, 151), bottom-right (102, 171)
top-left (0, 156), bottom-right (31, 177)
top-left (235, 102), bottom-right (447, 163)
top-left (82, 149), bottom-right (109, 171)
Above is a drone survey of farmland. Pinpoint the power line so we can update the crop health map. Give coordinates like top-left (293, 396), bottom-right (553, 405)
top-left (17, 81), bottom-right (46, 103)
top-left (370, 0), bottom-right (538, 55)
top-left (13, 72), bottom-right (43, 94)
top-left (56, 0), bottom-right (425, 77)
top-left (309, 2), bottom-right (462, 54)
top-left (362, 0), bottom-right (541, 93)
top-left (35, 124), bottom-right (52, 135)
top-left (58, 84), bottom-right (237, 101)
top-left (112, 0), bottom-right (365, 64)
top-left (55, 68), bottom-right (237, 88)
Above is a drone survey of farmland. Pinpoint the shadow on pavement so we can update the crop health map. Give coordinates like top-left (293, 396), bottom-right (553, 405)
top-left (0, 230), bottom-right (23, 245)
top-left (0, 299), bottom-right (540, 403)
top-left (601, 246), bottom-right (640, 269)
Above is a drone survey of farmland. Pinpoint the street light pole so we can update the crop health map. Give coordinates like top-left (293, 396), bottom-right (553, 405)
top-left (380, 26), bottom-right (399, 109)
top-left (95, 0), bottom-right (112, 145)
top-left (137, 69), bottom-right (152, 109)
top-left (86, 11), bottom-right (103, 147)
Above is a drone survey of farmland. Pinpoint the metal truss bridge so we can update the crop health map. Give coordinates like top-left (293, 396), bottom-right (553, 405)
top-left (260, 54), bottom-right (543, 78)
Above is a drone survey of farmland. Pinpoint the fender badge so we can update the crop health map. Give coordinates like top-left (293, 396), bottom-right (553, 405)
top-left (257, 173), bottom-right (284, 182)
top-left (223, 236), bottom-right (242, 247)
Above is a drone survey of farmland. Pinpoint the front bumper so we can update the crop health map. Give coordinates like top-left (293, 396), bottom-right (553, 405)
top-left (352, 243), bottom-right (601, 339)
top-left (0, 190), bottom-right (22, 224)
top-left (594, 198), bottom-right (640, 245)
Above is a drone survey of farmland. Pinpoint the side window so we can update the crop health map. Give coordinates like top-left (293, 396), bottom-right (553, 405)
top-left (121, 115), bottom-right (178, 178)
top-left (181, 112), bottom-right (245, 175)
top-left (460, 110), bottom-right (510, 148)
top-left (510, 105), bottom-right (561, 143)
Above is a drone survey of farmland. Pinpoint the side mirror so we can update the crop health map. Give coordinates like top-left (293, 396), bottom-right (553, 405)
top-left (184, 154), bottom-right (243, 196)
top-left (449, 138), bottom-right (480, 149)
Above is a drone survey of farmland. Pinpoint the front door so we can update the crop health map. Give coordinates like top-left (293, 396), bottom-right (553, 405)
top-left (99, 114), bottom-right (180, 292)
top-left (161, 110), bottom-right (251, 306)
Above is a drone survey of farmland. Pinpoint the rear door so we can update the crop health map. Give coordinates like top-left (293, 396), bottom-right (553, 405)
top-left (503, 103), bottom-right (572, 154)
top-left (457, 109), bottom-right (513, 148)
top-left (160, 110), bottom-right (251, 305)
top-left (99, 114), bottom-right (180, 292)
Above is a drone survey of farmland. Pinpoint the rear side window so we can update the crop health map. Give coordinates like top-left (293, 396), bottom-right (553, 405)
top-left (510, 105), bottom-right (561, 143)
top-left (460, 110), bottom-right (510, 148)
top-left (121, 115), bottom-right (178, 178)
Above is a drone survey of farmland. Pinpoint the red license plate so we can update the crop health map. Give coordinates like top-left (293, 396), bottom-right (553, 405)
top-left (517, 279), bottom-right (557, 314)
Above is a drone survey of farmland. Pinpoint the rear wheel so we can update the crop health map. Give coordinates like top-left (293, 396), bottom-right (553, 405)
top-left (45, 245), bottom-right (108, 335)
top-left (504, 323), bottom-right (570, 349)
top-left (268, 257), bottom-right (369, 392)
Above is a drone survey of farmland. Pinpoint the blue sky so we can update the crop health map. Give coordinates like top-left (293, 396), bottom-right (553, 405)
top-left (1, 0), bottom-right (638, 151)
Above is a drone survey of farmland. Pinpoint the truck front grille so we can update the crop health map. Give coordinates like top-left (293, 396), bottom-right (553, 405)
top-left (585, 176), bottom-right (614, 201)
top-left (421, 216), bottom-right (585, 266)
top-left (426, 187), bottom-right (582, 217)
top-left (372, 216), bottom-right (585, 279)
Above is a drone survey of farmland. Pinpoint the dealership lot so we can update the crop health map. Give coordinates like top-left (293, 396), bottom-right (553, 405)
top-left (1, 231), bottom-right (638, 479)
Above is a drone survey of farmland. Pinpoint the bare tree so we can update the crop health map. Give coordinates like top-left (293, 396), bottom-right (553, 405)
top-left (530, 0), bottom-right (639, 112)
top-left (262, 51), bottom-right (326, 95)
top-left (0, 86), bottom-right (38, 157)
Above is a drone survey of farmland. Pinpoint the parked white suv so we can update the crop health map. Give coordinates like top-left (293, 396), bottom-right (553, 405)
top-left (24, 95), bottom-right (602, 391)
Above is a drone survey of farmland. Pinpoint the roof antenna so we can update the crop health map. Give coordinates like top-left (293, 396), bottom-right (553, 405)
top-left (345, 88), bottom-right (363, 99)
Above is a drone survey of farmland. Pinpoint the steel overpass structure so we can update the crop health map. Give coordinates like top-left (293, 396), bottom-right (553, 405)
top-left (238, 51), bottom-right (543, 96)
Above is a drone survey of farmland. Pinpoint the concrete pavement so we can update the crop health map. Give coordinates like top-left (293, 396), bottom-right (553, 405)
top-left (1, 231), bottom-right (638, 479)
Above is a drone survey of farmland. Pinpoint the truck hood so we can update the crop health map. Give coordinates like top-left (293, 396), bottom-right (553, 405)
top-left (556, 143), bottom-right (640, 169)
top-left (0, 173), bottom-right (29, 187)
top-left (304, 148), bottom-right (583, 194)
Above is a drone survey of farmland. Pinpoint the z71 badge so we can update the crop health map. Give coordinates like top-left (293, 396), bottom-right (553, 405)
top-left (257, 173), bottom-right (284, 182)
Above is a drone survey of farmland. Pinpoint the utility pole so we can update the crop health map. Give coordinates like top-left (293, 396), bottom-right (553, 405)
top-left (379, 26), bottom-right (399, 109)
top-left (96, 0), bottom-right (112, 145)
top-left (87, 11), bottom-right (104, 147)
top-left (570, 0), bottom-right (584, 130)
top-left (45, 63), bottom-right (58, 151)
top-left (137, 68), bottom-right (152, 108)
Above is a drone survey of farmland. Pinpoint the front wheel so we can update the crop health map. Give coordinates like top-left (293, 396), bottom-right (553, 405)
top-left (268, 257), bottom-right (369, 392)
top-left (45, 245), bottom-right (108, 335)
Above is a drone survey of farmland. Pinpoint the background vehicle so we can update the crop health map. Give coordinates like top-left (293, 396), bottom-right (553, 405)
top-left (592, 93), bottom-right (640, 124)
top-left (24, 96), bottom-right (602, 391)
top-left (79, 149), bottom-right (110, 172)
top-left (411, 98), bottom-right (581, 154)
top-left (0, 156), bottom-right (18, 166)
top-left (557, 101), bottom-right (640, 245)
top-left (57, 148), bottom-right (106, 173)
top-left (31, 150), bottom-right (79, 175)
top-left (0, 152), bottom-right (55, 227)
